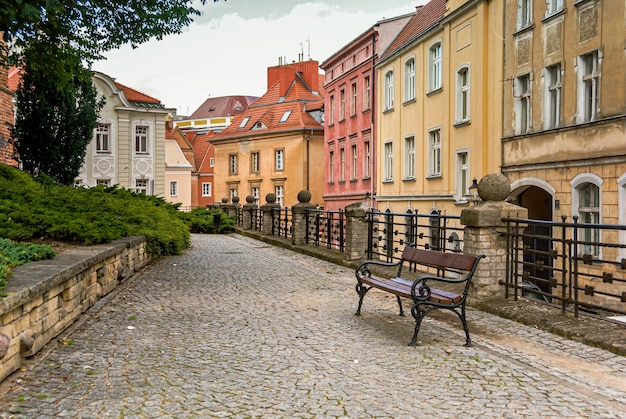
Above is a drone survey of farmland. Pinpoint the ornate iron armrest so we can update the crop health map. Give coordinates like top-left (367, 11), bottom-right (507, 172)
top-left (355, 259), bottom-right (402, 280)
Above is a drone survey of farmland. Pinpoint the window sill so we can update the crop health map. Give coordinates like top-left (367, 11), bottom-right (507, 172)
top-left (96, 151), bottom-right (112, 154)
top-left (513, 23), bottom-right (534, 37)
top-left (383, 107), bottom-right (394, 114)
top-left (542, 8), bottom-right (565, 23)
top-left (403, 98), bottom-right (416, 106)
top-left (402, 177), bottom-right (416, 182)
top-left (426, 174), bottom-right (442, 180)
top-left (382, 179), bottom-right (394, 184)
top-left (454, 200), bottom-right (469, 207)
top-left (349, 178), bottom-right (358, 183)
top-left (453, 119), bottom-right (471, 128)
top-left (426, 87), bottom-right (443, 97)
top-left (362, 176), bottom-right (371, 181)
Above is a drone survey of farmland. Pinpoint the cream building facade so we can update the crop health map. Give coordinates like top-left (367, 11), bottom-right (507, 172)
top-left (76, 72), bottom-right (171, 197)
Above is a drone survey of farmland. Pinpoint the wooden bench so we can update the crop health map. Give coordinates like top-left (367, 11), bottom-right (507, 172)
top-left (355, 246), bottom-right (484, 347)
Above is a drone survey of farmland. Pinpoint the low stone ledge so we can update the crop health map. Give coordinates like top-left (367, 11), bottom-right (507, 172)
top-left (0, 236), bottom-right (150, 383)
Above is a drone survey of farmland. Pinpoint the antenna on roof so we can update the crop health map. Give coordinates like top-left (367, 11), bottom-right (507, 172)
top-left (299, 42), bottom-right (303, 62)
top-left (307, 37), bottom-right (311, 60)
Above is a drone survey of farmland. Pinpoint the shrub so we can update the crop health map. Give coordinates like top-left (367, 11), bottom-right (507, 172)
top-left (178, 207), bottom-right (236, 234)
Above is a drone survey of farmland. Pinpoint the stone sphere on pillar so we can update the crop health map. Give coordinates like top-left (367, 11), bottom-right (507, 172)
top-left (232, 196), bottom-right (240, 204)
top-left (478, 173), bottom-right (511, 202)
top-left (221, 197), bottom-right (229, 204)
top-left (297, 190), bottom-right (311, 204)
top-left (246, 195), bottom-right (255, 204)
top-left (265, 193), bottom-right (276, 204)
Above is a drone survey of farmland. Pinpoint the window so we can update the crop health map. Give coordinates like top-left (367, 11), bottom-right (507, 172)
top-left (429, 209), bottom-right (442, 250)
top-left (363, 76), bottom-right (371, 111)
top-left (384, 70), bottom-right (394, 111)
top-left (202, 182), bottom-right (212, 197)
top-left (579, 51), bottom-right (599, 123)
top-left (239, 116), bottom-right (250, 128)
top-left (351, 144), bottom-right (357, 180)
top-left (383, 141), bottom-right (393, 181)
top-left (517, 0), bottom-right (532, 29)
top-left (98, 179), bottom-right (112, 187)
top-left (405, 210), bottom-right (417, 247)
top-left (252, 186), bottom-right (260, 205)
top-left (350, 81), bottom-right (357, 116)
top-left (229, 154), bottom-right (238, 174)
top-left (229, 188), bottom-right (238, 203)
top-left (329, 94), bottom-right (335, 124)
top-left (364, 141), bottom-right (370, 178)
top-left (429, 43), bottom-right (442, 92)
top-left (340, 87), bottom-right (346, 120)
top-left (329, 150), bottom-right (335, 183)
top-left (279, 111), bottom-right (292, 123)
top-left (275, 149), bottom-right (284, 171)
top-left (404, 135), bottom-right (415, 179)
top-left (546, 0), bottom-right (563, 16)
top-left (428, 129), bottom-right (442, 177)
top-left (456, 66), bottom-right (470, 123)
top-left (251, 152), bottom-right (260, 173)
top-left (340, 148), bottom-right (346, 181)
top-left (515, 74), bottom-right (531, 134)
top-left (577, 183), bottom-right (601, 256)
top-left (405, 58), bottom-right (415, 102)
top-left (275, 185), bottom-right (284, 207)
top-left (135, 126), bottom-right (149, 153)
top-left (95, 124), bottom-right (110, 152)
top-left (169, 180), bottom-right (178, 197)
top-left (545, 64), bottom-right (561, 129)
top-left (210, 158), bottom-right (214, 168)
top-left (456, 150), bottom-right (469, 201)
top-left (134, 179), bottom-right (147, 194)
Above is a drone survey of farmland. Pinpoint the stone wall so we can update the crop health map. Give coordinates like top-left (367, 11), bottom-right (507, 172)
top-left (0, 66), bottom-right (16, 167)
top-left (0, 237), bottom-right (151, 383)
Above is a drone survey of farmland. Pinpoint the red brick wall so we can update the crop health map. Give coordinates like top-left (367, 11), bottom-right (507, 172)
top-left (0, 66), bottom-right (17, 167)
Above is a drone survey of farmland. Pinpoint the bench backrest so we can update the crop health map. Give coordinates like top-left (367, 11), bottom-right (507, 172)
top-left (401, 247), bottom-right (478, 272)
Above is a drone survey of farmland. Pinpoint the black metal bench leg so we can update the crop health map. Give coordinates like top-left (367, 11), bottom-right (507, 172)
top-left (460, 305), bottom-right (472, 347)
top-left (396, 296), bottom-right (406, 316)
top-left (355, 283), bottom-right (369, 315)
top-left (408, 304), bottom-right (425, 346)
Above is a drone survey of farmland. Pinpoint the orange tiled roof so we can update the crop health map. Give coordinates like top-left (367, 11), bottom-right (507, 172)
top-left (7, 67), bottom-right (22, 92)
top-left (381, 0), bottom-right (446, 60)
top-left (114, 81), bottom-right (164, 108)
top-left (193, 131), bottom-right (217, 172)
top-left (212, 70), bottom-right (324, 142)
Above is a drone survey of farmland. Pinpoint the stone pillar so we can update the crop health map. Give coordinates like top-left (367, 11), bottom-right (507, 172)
top-left (261, 193), bottom-right (279, 235)
top-left (242, 195), bottom-right (257, 230)
top-left (461, 173), bottom-right (528, 302)
top-left (229, 196), bottom-right (240, 219)
top-left (291, 190), bottom-right (314, 245)
top-left (344, 202), bottom-right (370, 261)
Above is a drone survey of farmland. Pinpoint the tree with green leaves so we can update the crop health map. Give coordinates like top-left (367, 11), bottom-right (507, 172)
top-left (11, 37), bottom-right (104, 185)
top-left (1, 0), bottom-right (221, 66)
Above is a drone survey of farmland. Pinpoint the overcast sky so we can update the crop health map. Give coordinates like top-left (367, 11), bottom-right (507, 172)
top-left (92, 0), bottom-right (423, 116)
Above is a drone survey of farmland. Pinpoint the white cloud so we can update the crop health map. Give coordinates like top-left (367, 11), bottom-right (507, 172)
top-left (93, 1), bottom-right (419, 115)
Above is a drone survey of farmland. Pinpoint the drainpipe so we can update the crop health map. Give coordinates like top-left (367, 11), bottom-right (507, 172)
top-left (370, 32), bottom-right (376, 208)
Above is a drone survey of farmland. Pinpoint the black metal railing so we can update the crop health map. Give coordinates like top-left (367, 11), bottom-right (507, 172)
top-left (366, 210), bottom-right (464, 262)
top-left (305, 209), bottom-right (345, 252)
top-left (503, 216), bottom-right (626, 319)
top-left (272, 207), bottom-right (292, 239)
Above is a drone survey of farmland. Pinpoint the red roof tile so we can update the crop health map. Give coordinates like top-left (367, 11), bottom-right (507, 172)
top-left (381, 0), bottom-right (446, 60)
top-left (7, 67), bottom-right (22, 92)
top-left (190, 95), bottom-right (258, 119)
top-left (114, 81), bottom-right (163, 107)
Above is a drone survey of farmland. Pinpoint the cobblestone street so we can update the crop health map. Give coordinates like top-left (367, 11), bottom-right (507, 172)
top-left (1, 234), bottom-right (625, 418)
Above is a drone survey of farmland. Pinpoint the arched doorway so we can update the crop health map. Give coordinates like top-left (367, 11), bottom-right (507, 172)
top-left (510, 183), bottom-right (554, 297)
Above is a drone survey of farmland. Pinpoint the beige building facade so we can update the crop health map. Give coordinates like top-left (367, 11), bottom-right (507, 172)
top-left (375, 0), bottom-right (504, 217)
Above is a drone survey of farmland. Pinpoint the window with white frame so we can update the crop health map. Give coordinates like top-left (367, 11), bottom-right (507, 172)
top-left (275, 185), bottom-right (284, 207)
top-left (456, 66), bottom-right (470, 123)
top-left (275, 149), bottom-right (284, 171)
top-left (95, 124), bottom-right (110, 153)
top-left (210, 158), bottom-right (214, 168)
top-left (202, 182), bottom-right (212, 197)
top-left (428, 128), bottom-right (442, 177)
top-left (340, 147), bottom-right (346, 181)
top-left (404, 135), bottom-right (415, 179)
top-left (340, 87), bottom-right (346, 120)
top-left (229, 154), bottom-right (238, 174)
top-left (383, 140), bottom-right (393, 181)
top-left (546, 0), bottom-right (563, 16)
top-left (429, 42), bottom-right (442, 92)
top-left (364, 141), bottom-right (370, 178)
top-left (279, 110), bottom-right (291, 123)
top-left (515, 74), bottom-right (532, 134)
top-left (251, 151), bottom-right (260, 173)
top-left (363, 76), bottom-right (371, 111)
top-left (405, 58), bottom-right (415, 102)
top-left (329, 150), bottom-right (335, 183)
top-left (579, 51), bottom-right (599, 123)
top-left (252, 186), bottom-right (260, 205)
top-left (229, 188), bottom-right (238, 203)
top-left (134, 178), bottom-right (147, 194)
top-left (238, 116), bottom-right (250, 128)
top-left (98, 178), bottom-right (112, 187)
top-left (572, 174), bottom-right (602, 257)
top-left (135, 126), bottom-right (149, 153)
top-left (169, 180), bottom-right (178, 197)
top-left (455, 150), bottom-right (469, 201)
top-left (384, 70), bottom-right (394, 111)
top-left (517, 0), bottom-right (532, 29)
top-left (329, 94), bottom-right (335, 125)
top-left (351, 144), bottom-right (357, 180)
top-left (351, 81), bottom-right (357, 116)
top-left (544, 64), bottom-right (561, 129)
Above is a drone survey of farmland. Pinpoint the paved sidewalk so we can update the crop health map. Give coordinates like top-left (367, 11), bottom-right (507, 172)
top-left (1, 234), bottom-right (625, 418)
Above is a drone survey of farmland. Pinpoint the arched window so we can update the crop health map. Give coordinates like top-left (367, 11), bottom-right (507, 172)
top-left (429, 42), bottom-right (442, 92)
top-left (404, 58), bottom-right (415, 102)
top-left (384, 70), bottom-right (394, 111)
top-left (571, 174), bottom-right (602, 257)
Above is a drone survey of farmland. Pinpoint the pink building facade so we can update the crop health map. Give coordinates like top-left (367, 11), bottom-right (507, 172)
top-left (320, 13), bottom-right (413, 211)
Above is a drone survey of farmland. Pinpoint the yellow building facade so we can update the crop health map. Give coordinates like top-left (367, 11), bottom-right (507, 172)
top-left (375, 0), bottom-right (504, 217)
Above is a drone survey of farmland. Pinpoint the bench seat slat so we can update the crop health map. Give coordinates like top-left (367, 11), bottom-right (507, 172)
top-left (360, 276), bottom-right (462, 304)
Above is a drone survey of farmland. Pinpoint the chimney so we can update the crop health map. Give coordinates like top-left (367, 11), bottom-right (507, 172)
top-left (267, 60), bottom-right (320, 97)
